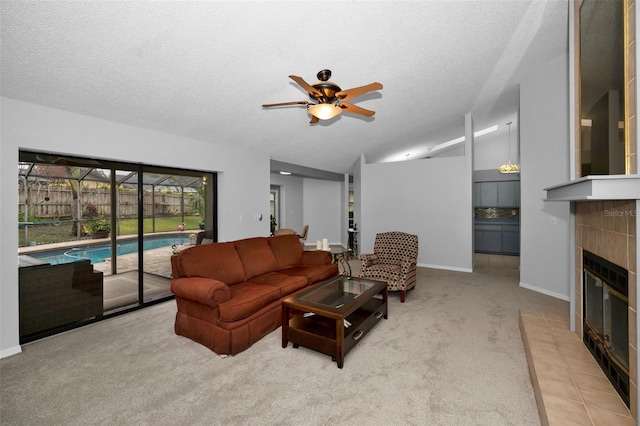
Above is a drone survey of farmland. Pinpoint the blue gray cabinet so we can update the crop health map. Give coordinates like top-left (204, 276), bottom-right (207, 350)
top-left (475, 181), bottom-right (520, 207)
top-left (475, 221), bottom-right (520, 255)
top-left (501, 224), bottom-right (520, 254)
top-left (474, 180), bottom-right (520, 255)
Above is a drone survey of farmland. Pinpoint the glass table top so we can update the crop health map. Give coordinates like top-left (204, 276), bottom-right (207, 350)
top-left (297, 276), bottom-right (379, 309)
top-left (327, 246), bottom-right (351, 255)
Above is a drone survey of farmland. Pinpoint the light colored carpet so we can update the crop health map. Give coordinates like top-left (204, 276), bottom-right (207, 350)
top-left (0, 261), bottom-right (567, 425)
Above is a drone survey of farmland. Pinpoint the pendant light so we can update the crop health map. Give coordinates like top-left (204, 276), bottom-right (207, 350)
top-left (498, 121), bottom-right (519, 174)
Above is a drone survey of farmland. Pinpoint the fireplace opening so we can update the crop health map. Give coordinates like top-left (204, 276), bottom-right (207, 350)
top-left (583, 250), bottom-right (629, 407)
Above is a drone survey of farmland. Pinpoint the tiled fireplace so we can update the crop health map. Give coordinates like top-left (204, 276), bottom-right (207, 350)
top-left (521, 197), bottom-right (638, 425)
top-left (576, 200), bottom-right (637, 417)
top-left (583, 249), bottom-right (630, 406)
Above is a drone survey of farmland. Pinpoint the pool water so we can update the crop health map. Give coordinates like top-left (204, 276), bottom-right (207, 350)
top-left (30, 235), bottom-right (185, 265)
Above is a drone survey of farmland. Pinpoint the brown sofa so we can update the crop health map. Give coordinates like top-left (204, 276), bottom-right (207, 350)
top-left (170, 234), bottom-right (338, 355)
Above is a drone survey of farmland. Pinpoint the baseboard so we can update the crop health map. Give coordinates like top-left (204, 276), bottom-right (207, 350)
top-left (0, 345), bottom-right (22, 359)
top-left (420, 263), bottom-right (473, 273)
top-left (519, 282), bottom-right (570, 302)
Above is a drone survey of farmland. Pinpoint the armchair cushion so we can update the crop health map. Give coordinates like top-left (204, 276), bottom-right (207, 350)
top-left (359, 264), bottom-right (401, 286)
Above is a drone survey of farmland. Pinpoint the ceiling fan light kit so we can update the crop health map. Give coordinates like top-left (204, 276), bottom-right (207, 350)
top-left (262, 69), bottom-right (382, 124)
top-left (308, 103), bottom-right (342, 120)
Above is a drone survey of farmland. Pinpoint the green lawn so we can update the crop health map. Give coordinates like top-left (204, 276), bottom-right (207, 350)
top-left (18, 216), bottom-right (203, 247)
top-left (119, 216), bottom-right (203, 234)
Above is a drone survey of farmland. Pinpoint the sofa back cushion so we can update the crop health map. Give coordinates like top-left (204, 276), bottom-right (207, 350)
top-left (234, 237), bottom-right (279, 279)
top-left (177, 242), bottom-right (246, 284)
top-left (268, 234), bottom-right (303, 269)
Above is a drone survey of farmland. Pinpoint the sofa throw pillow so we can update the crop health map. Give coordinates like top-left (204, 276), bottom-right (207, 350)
top-left (178, 242), bottom-right (246, 284)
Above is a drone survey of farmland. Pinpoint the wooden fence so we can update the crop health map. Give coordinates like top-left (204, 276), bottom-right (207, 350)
top-left (18, 187), bottom-right (200, 220)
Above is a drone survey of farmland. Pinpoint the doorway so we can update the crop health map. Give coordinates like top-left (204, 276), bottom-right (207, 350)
top-left (270, 185), bottom-right (280, 234)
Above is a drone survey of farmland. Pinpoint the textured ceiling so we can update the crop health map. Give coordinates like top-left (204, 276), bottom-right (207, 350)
top-left (1, 1), bottom-right (568, 174)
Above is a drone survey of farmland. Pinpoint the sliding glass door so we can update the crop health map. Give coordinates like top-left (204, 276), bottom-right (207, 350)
top-left (17, 151), bottom-right (216, 342)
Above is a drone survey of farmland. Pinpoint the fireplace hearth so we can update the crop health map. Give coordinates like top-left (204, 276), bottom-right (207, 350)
top-left (583, 250), bottom-right (630, 407)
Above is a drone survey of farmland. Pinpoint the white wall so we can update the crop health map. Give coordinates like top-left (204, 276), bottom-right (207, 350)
top-left (269, 174), bottom-right (345, 246)
top-left (474, 116), bottom-right (519, 171)
top-left (302, 178), bottom-right (343, 245)
top-left (519, 53), bottom-right (571, 300)
top-left (359, 131), bottom-right (474, 272)
top-left (1, 97), bottom-right (271, 358)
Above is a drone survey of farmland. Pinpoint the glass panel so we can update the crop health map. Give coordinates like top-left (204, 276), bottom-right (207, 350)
top-left (141, 168), bottom-right (208, 304)
top-left (299, 277), bottom-right (377, 308)
top-left (585, 269), bottom-right (629, 371)
top-left (584, 271), bottom-right (604, 336)
top-left (605, 287), bottom-right (629, 370)
top-left (580, 0), bottom-right (626, 175)
top-left (98, 167), bottom-right (140, 312)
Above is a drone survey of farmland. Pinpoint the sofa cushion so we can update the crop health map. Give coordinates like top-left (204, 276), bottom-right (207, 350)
top-left (234, 237), bottom-right (280, 279)
top-left (177, 242), bottom-right (246, 285)
top-left (218, 282), bottom-right (281, 322)
top-left (268, 234), bottom-right (303, 269)
top-left (249, 272), bottom-right (308, 297)
top-left (280, 264), bottom-right (339, 285)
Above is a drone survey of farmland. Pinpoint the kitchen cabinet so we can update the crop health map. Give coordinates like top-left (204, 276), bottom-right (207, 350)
top-left (475, 221), bottom-right (520, 255)
top-left (474, 181), bottom-right (520, 207)
top-left (501, 225), bottom-right (520, 254)
top-left (497, 181), bottom-right (519, 207)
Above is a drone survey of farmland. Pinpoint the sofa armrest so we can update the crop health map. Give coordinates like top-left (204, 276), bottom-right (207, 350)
top-left (170, 277), bottom-right (231, 309)
top-left (360, 253), bottom-right (379, 269)
top-left (170, 255), bottom-right (183, 279)
top-left (301, 250), bottom-right (333, 265)
top-left (400, 257), bottom-right (417, 274)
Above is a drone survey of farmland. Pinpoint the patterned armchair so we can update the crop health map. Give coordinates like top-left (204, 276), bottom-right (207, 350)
top-left (359, 231), bottom-right (418, 303)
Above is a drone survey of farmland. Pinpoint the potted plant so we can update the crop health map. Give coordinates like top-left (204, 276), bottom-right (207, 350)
top-left (89, 220), bottom-right (111, 239)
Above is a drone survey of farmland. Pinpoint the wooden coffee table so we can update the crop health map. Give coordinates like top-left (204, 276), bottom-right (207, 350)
top-left (281, 275), bottom-right (388, 368)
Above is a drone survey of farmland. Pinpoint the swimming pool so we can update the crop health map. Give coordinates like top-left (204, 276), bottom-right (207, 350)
top-left (29, 235), bottom-right (185, 265)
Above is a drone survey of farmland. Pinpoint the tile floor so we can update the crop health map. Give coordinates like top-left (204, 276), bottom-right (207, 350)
top-left (520, 310), bottom-right (635, 426)
top-left (474, 252), bottom-right (520, 269)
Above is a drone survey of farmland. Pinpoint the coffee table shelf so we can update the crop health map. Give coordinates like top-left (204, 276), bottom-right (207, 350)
top-left (282, 276), bottom-right (387, 368)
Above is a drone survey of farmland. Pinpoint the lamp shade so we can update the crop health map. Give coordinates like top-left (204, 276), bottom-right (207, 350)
top-left (308, 103), bottom-right (342, 120)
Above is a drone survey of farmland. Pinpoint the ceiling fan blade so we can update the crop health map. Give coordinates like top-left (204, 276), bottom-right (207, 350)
top-left (262, 101), bottom-right (309, 108)
top-left (309, 115), bottom-right (319, 125)
top-left (339, 102), bottom-right (376, 117)
top-left (335, 82), bottom-right (383, 101)
top-left (289, 75), bottom-right (323, 97)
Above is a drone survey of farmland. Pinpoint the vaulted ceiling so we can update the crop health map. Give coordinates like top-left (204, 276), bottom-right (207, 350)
top-left (1, 1), bottom-right (568, 174)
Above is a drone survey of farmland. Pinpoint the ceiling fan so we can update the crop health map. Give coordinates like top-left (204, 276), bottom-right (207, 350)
top-left (262, 69), bottom-right (383, 124)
